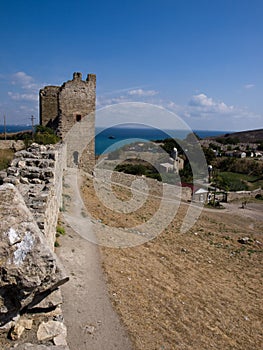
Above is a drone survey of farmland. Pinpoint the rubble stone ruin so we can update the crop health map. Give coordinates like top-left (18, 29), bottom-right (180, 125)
top-left (0, 72), bottom-right (97, 348)
top-left (39, 72), bottom-right (96, 172)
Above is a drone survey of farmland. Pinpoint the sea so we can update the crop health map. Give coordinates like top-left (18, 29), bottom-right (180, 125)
top-left (0, 125), bottom-right (32, 133)
top-left (0, 125), bottom-right (229, 155)
top-left (94, 126), bottom-right (229, 155)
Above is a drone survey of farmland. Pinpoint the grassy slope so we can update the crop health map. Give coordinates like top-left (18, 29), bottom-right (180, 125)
top-left (0, 149), bottom-right (14, 171)
top-left (219, 172), bottom-right (263, 191)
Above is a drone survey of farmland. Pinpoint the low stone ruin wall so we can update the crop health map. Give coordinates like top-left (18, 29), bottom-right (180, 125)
top-left (227, 188), bottom-right (262, 202)
top-left (0, 143), bottom-right (70, 349)
top-left (0, 143), bottom-right (67, 249)
top-left (0, 140), bottom-right (25, 151)
top-left (95, 168), bottom-right (192, 202)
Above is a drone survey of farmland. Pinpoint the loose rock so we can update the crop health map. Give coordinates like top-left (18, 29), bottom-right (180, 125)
top-left (37, 320), bottom-right (67, 342)
top-left (18, 318), bottom-right (33, 330)
top-left (10, 323), bottom-right (25, 340)
top-left (238, 237), bottom-right (251, 244)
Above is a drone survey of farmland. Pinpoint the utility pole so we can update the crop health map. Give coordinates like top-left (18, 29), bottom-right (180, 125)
top-left (30, 115), bottom-right (36, 136)
top-left (4, 114), bottom-right (6, 140)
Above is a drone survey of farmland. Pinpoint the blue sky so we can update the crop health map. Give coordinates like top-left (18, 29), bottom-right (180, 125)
top-left (0, 0), bottom-right (263, 131)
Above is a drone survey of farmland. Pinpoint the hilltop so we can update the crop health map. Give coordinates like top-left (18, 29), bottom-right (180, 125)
top-left (208, 128), bottom-right (263, 143)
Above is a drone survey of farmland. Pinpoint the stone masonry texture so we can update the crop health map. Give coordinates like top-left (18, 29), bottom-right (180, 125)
top-left (0, 143), bottom-right (67, 250)
top-left (39, 72), bottom-right (96, 172)
top-left (0, 183), bottom-right (68, 326)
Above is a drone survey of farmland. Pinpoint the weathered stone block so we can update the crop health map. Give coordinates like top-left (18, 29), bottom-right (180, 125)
top-left (0, 184), bottom-right (69, 326)
top-left (37, 320), bottom-right (67, 342)
top-left (9, 323), bottom-right (25, 340)
top-left (7, 167), bottom-right (19, 177)
top-left (0, 171), bottom-right (7, 180)
top-left (3, 176), bottom-right (20, 185)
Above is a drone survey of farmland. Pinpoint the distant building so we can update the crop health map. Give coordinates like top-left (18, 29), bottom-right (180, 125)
top-left (193, 188), bottom-right (209, 203)
top-left (171, 147), bottom-right (184, 173)
top-left (174, 156), bottom-right (184, 173)
top-left (160, 162), bottom-right (174, 173)
top-left (240, 152), bottom-right (247, 158)
top-left (225, 150), bottom-right (235, 157)
top-left (225, 150), bottom-right (247, 158)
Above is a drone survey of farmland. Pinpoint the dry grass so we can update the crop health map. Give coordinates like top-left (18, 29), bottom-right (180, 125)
top-left (0, 149), bottom-right (14, 171)
top-left (82, 175), bottom-right (263, 350)
top-left (82, 176), bottom-right (162, 228)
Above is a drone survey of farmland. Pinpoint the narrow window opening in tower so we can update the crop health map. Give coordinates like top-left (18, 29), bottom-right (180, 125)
top-left (76, 114), bottom-right (82, 122)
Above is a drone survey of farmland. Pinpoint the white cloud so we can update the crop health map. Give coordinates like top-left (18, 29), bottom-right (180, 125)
top-left (97, 87), bottom-right (159, 108)
top-left (19, 104), bottom-right (38, 113)
top-left (96, 95), bottom-right (129, 107)
top-left (127, 88), bottom-right (158, 96)
top-left (8, 91), bottom-right (38, 101)
top-left (11, 71), bottom-right (36, 89)
top-left (244, 84), bottom-right (255, 89)
top-left (167, 101), bottom-right (180, 109)
top-left (95, 90), bottom-right (263, 131)
top-left (188, 93), bottom-right (234, 114)
top-left (162, 93), bottom-right (263, 131)
top-left (7, 71), bottom-right (42, 106)
top-left (189, 93), bottom-right (214, 107)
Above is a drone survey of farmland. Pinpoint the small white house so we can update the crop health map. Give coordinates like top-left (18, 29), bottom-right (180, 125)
top-left (241, 152), bottom-right (246, 158)
top-left (193, 188), bottom-right (209, 203)
top-left (160, 162), bottom-right (174, 173)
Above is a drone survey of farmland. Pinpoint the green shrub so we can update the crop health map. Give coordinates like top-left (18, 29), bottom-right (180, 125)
top-left (21, 125), bottom-right (60, 146)
top-left (212, 172), bottom-right (251, 191)
top-left (34, 126), bottom-right (60, 145)
top-left (56, 226), bottom-right (65, 235)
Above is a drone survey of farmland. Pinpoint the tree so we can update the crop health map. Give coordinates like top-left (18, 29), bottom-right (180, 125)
top-left (202, 147), bottom-right (216, 164)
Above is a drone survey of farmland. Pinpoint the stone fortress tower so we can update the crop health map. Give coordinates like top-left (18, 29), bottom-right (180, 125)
top-left (39, 72), bottom-right (96, 172)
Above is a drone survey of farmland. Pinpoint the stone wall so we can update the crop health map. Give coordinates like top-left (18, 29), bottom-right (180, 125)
top-left (0, 143), bottom-right (67, 250)
top-left (64, 112), bottom-right (95, 173)
top-left (113, 150), bottom-right (170, 165)
top-left (57, 73), bottom-right (96, 138)
top-left (39, 86), bottom-right (60, 129)
top-left (94, 168), bottom-right (192, 202)
top-left (0, 140), bottom-right (25, 151)
top-left (43, 143), bottom-right (67, 247)
top-left (0, 143), bottom-right (69, 349)
top-left (227, 188), bottom-right (262, 202)
top-left (39, 72), bottom-right (96, 173)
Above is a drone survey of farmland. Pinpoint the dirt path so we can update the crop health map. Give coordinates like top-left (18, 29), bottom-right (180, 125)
top-left (56, 168), bottom-right (133, 350)
top-left (222, 201), bottom-right (263, 222)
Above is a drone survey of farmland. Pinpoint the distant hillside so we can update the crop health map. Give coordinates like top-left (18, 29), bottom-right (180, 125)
top-left (207, 128), bottom-right (263, 143)
top-left (0, 130), bottom-right (32, 140)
